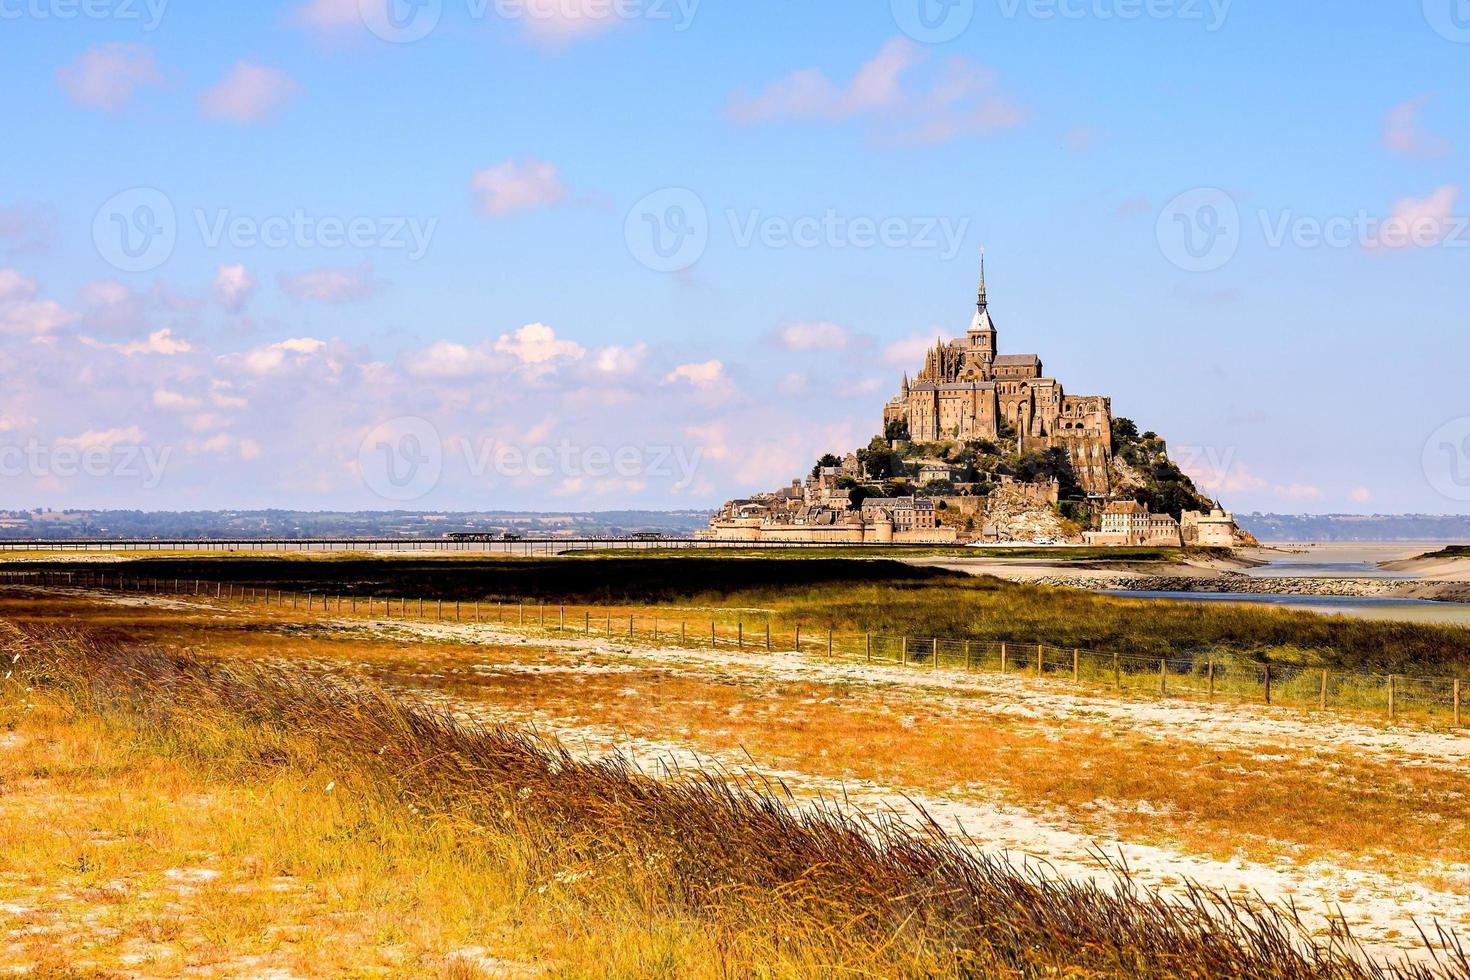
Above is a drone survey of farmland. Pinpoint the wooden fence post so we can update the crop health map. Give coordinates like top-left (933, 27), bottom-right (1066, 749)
top-left (965, 640), bottom-right (972, 670)
top-left (865, 633), bottom-right (872, 664)
top-left (585, 612), bottom-right (591, 635)
top-left (828, 629), bottom-right (833, 660)
top-left (765, 623), bottom-right (771, 652)
top-left (1113, 652), bottom-right (1121, 690)
top-left (738, 622), bottom-right (743, 649)
top-left (1159, 659), bottom-right (1167, 696)
top-left (1320, 669), bottom-right (1329, 709)
top-left (1454, 679), bottom-right (1461, 727)
top-left (1000, 642), bottom-right (1008, 674)
top-left (795, 624), bottom-right (801, 650)
top-left (1207, 660), bottom-right (1215, 698)
top-left (902, 636), bottom-right (909, 665)
top-left (1073, 649), bottom-right (1080, 683)
top-left (711, 622), bottom-right (717, 649)
top-left (933, 638), bottom-right (939, 670)
top-left (1264, 663), bottom-right (1272, 706)
top-left (1388, 675), bottom-right (1396, 720)
top-left (1037, 644), bottom-right (1044, 678)
top-left (560, 605), bottom-right (565, 630)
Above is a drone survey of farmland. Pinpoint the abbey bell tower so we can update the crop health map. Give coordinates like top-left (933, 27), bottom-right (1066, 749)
top-left (966, 251), bottom-right (997, 366)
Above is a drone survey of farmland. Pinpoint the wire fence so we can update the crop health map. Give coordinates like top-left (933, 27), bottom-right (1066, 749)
top-left (4, 568), bottom-right (1466, 729)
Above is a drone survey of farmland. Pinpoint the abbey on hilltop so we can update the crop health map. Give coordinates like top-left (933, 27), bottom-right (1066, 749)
top-left (882, 255), bottom-right (1114, 495)
top-left (705, 254), bottom-right (1239, 546)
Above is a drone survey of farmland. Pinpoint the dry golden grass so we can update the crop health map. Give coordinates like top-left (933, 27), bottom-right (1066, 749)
top-left (6, 591), bottom-right (1466, 905)
top-left (7, 619), bottom-right (1466, 980)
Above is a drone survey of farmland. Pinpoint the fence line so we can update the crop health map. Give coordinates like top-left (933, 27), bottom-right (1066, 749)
top-left (3, 569), bottom-right (1465, 729)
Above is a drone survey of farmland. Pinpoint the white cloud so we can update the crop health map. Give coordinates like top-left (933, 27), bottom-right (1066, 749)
top-left (200, 61), bottom-right (298, 124)
top-left (213, 264), bottom-right (256, 312)
top-left (55, 43), bottom-right (161, 111)
top-left (114, 328), bottom-right (193, 356)
top-left (0, 269), bottom-right (76, 338)
top-left (1349, 487), bottom-right (1372, 504)
top-left (1274, 483), bottom-right (1323, 500)
top-left (494, 322), bottom-right (585, 365)
top-left (403, 340), bottom-right (504, 379)
top-left (882, 333), bottom-right (936, 366)
top-left (56, 426), bottom-right (146, 452)
top-left (291, 0), bottom-right (359, 31)
top-left (471, 159), bottom-right (569, 217)
top-left (1368, 185), bottom-right (1461, 250)
top-left (235, 337), bottom-right (327, 375)
top-left (588, 342), bottom-right (647, 376)
top-left (278, 261), bottom-right (380, 303)
top-left (774, 320), bottom-right (852, 352)
top-left (515, 0), bottom-right (626, 42)
top-left (80, 280), bottom-right (132, 308)
top-left (1382, 95), bottom-right (1452, 159)
top-left (664, 360), bottom-right (726, 388)
top-left (153, 388), bottom-right (201, 410)
top-left (726, 39), bottom-right (1024, 146)
top-left (0, 269), bottom-right (35, 302)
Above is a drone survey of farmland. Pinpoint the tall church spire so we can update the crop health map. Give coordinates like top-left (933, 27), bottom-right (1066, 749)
top-left (976, 248), bottom-right (988, 312)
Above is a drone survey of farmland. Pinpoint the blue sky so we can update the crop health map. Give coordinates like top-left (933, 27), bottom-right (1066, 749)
top-left (1, 0), bottom-right (1468, 513)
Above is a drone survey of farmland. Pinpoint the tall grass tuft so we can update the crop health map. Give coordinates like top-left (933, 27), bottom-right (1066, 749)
top-left (6, 619), bottom-right (1468, 979)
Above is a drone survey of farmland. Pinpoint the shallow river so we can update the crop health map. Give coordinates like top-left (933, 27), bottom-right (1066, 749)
top-left (1102, 590), bottom-right (1470, 626)
top-left (1107, 541), bottom-right (1470, 626)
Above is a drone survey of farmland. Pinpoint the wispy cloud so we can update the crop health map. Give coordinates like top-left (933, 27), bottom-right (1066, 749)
top-left (471, 159), bottom-right (569, 217)
top-left (726, 38), bottom-right (1024, 146)
top-left (56, 43), bottom-right (162, 111)
top-left (1366, 184), bottom-right (1461, 250)
top-left (200, 61), bottom-right (298, 124)
top-left (1381, 95), bottom-right (1452, 159)
top-left (278, 261), bottom-right (380, 304)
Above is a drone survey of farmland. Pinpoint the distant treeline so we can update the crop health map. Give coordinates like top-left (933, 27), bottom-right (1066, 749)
top-left (0, 508), bottom-right (714, 540)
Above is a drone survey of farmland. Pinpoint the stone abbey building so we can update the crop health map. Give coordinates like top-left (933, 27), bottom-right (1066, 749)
top-left (882, 257), bottom-right (1114, 493)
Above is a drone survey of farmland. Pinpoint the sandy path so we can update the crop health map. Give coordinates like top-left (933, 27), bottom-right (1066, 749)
top-left (341, 617), bottom-right (1470, 770)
